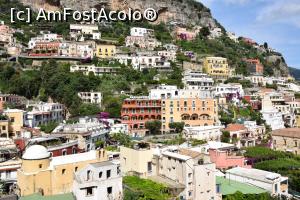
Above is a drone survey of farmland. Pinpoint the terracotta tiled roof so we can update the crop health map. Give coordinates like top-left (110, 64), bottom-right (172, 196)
top-left (272, 128), bottom-right (300, 139)
top-left (179, 148), bottom-right (201, 158)
top-left (224, 124), bottom-right (247, 132)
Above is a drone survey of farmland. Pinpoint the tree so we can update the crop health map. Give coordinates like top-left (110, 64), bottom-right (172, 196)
top-left (199, 26), bottom-right (210, 38)
top-left (145, 120), bottom-right (162, 135)
top-left (221, 131), bottom-right (231, 143)
top-left (169, 122), bottom-right (185, 133)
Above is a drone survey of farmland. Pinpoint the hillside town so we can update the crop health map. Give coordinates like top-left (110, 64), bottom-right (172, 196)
top-left (0, 1), bottom-right (300, 200)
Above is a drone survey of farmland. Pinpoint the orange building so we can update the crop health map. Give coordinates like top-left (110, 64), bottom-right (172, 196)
top-left (161, 98), bottom-right (218, 132)
top-left (244, 59), bottom-right (264, 75)
top-left (121, 97), bottom-right (161, 137)
top-left (29, 41), bottom-right (60, 56)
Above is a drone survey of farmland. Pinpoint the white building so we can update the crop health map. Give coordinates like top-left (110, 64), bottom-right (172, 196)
top-left (152, 147), bottom-right (216, 200)
top-left (157, 50), bottom-right (176, 62)
top-left (53, 117), bottom-right (109, 151)
top-left (209, 28), bottom-right (222, 39)
top-left (70, 65), bottom-right (119, 76)
top-left (226, 167), bottom-right (288, 195)
top-left (28, 33), bottom-right (63, 49)
top-left (73, 161), bottom-right (122, 200)
top-left (243, 121), bottom-right (265, 139)
top-left (163, 43), bottom-right (179, 52)
top-left (25, 102), bottom-right (64, 128)
top-left (261, 96), bottom-right (285, 131)
top-left (182, 70), bottom-right (214, 91)
top-left (182, 125), bottom-right (223, 141)
top-left (115, 53), bottom-right (163, 71)
top-left (70, 24), bottom-right (101, 40)
top-left (149, 84), bottom-right (213, 99)
top-left (78, 91), bottom-right (102, 105)
top-left (214, 83), bottom-right (244, 102)
top-left (226, 31), bottom-right (239, 42)
top-left (130, 27), bottom-right (154, 37)
top-left (110, 124), bottom-right (129, 134)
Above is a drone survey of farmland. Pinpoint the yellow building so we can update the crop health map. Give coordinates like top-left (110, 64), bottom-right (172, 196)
top-left (120, 143), bottom-right (155, 178)
top-left (162, 98), bottom-right (218, 132)
top-left (0, 117), bottom-right (9, 138)
top-left (3, 109), bottom-right (24, 137)
top-left (17, 145), bottom-right (107, 196)
top-left (95, 44), bottom-right (116, 58)
top-left (203, 57), bottom-right (229, 80)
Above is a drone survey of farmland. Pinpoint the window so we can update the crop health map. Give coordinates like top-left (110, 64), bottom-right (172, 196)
top-left (75, 167), bottom-right (78, 172)
top-left (2, 126), bottom-right (5, 130)
top-left (62, 150), bottom-right (67, 156)
top-left (87, 170), bottom-right (91, 180)
top-left (99, 172), bottom-right (103, 178)
top-left (10, 117), bottom-right (15, 123)
top-left (106, 170), bottom-right (111, 178)
top-left (107, 187), bottom-right (112, 194)
top-left (147, 162), bottom-right (152, 172)
top-left (39, 164), bottom-right (43, 168)
top-left (62, 169), bottom-right (66, 175)
top-left (295, 141), bottom-right (298, 147)
top-left (86, 187), bottom-right (93, 196)
top-left (72, 148), bottom-right (77, 154)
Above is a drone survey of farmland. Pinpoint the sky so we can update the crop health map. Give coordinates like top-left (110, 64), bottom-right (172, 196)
top-left (199, 0), bottom-right (300, 69)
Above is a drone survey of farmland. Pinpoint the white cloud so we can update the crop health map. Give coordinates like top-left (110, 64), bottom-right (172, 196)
top-left (257, 0), bottom-right (300, 28)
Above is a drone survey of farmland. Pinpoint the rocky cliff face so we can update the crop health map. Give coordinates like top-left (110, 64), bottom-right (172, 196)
top-left (20, 0), bottom-right (219, 28)
top-left (266, 54), bottom-right (289, 77)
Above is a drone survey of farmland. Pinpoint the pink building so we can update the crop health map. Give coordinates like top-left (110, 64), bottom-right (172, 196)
top-left (209, 149), bottom-right (251, 170)
top-left (174, 27), bottom-right (199, 41)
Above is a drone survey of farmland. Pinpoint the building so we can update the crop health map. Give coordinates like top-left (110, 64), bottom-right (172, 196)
top-left (203, 57), bottom-right (230, 80)
top-left (0, 94), bottom-right (26, 111)
top-left (174, 27), bottom-right (199, 41)
top-left (125, 36), bottom-right (161, 50)
top-left (182, 125), bottom-right (223, 141)
top-left (216, 176), bottom-right (267, 197)
top-left (17, 145), bottom-right (107, 196)
top-left (226, 31), bottom-right (239, 42)
top-left (224, 124), bottom-right (255, 148)
top-left (272, 128), bottom-right (300, 155)
top-left (152, 147), bottom-right (217, 200)
top-left (25, 103), bottom-right (64, 128)
top-left (28, 33), bottom-right (63, 49)
top-left (243, 121), bottom-right (265, 141)
top-left (244, 59), bottom-right (264, 75)
top-left (3, 109), bottom-right (25, 137)
top-left (130, 27), bottom-right (154, 37)
top-left (161, 97), bottom-right (218, 132)
top-left (70, 65), bottom-right (120, 76)
top-left (78, 91), bottom-right (102, 105)
top-left (120, 143), bottom-right (155, 178)
top-left (182, 70), bottom-right (214, 92)
top-left (110, 124), bottom-right (129, 134)
top-left (0, 115), bottom-right (9, 138)
top-left (157, 50), bottom-right (176, 62)
top-left (225, 167), bottom-right (288, 196)
top-left (260, 96), bottom-right (285, 131)
top-left (95, 44), bottom-right (116, 58)
top-left (73, 161), bottom-right (122, 200)
top-left (121, 96), bottom-right (161, 137)
top-left (52, 117), bottom-right (109, 151)
top-left (70, 24), bottom-right (101, 40)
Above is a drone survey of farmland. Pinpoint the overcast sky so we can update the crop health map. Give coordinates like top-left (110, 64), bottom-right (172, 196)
top-left (199, 0), bottom-right (300, 68)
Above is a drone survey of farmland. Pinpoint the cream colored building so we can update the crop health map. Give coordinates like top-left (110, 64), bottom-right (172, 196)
top-left (272, 128), bottom-right (300, 155)
top-left (152, 148), bottom-right (216, 200)
top-left (3, 109), bottom-right (24, 137)
top-left (120, 144), bottom-right (155, 178)
top-left (203, 57), bottom-right (229, 80)
top-left (17, 145), bottom-right (107, 196)
top-left (0, 118), bottom-right (9, 138)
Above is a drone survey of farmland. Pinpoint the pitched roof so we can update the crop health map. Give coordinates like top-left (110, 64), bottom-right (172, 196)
top-left (224, 124), bottom-right (247, 132)
top-left (272, 128), bottom-right (300, 139)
